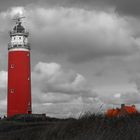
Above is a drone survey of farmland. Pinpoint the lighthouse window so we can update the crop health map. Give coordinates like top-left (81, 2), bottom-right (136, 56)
top-left (10, 89), bottom-right (15, 93)
top-left (10, 64), bottom-right (14, 68)
top-left (19, 37), bottom-right (21, 39)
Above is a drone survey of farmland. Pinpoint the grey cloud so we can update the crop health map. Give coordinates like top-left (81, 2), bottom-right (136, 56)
top-left (32, 62), bottom-right (96, 97)
top-left (1, 0), bottom-right (140, 17)
top-left (0, 0), bottom-right (112, 9)
top-left (31, 62), bottom-right (100, 117)
top-left (42, 0), bottom-right (140, 16)
top-left (38, 0), bottom-right (113, 9)
top-left (0, 71), bottom-right (7, 115)
top-left (25, 7), bottom-right (138, 64)
top-left (33, 98), bottom-right (103, 118)
top-left (0, 6), bottom-right (139, 65)
top-left (121, 92), bottom-right (140, 104)
top-left (132, 74), bottom-right (140, 91)
top-left (115, 0), bottom-right (140, 17)
top-left (0, 4), bottom-right (140, 117)
top-left (0, 0), bottom-right (38, 11)
top-left (99, 91), bottom-right (140, 106)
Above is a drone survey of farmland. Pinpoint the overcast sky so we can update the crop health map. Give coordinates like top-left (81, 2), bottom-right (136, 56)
top-left (0, 0), bottom-right (140, 117)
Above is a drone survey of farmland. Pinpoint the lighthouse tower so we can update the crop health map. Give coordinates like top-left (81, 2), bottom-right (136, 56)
top-left (7, 17), bottom-right (32, 117)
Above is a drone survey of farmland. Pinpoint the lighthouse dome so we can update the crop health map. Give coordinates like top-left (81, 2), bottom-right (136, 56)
top-left (13, 22), bottom-right (25, 33)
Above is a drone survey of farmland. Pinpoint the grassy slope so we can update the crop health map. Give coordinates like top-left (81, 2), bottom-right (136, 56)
top-left (0, 114), bottom-right (140, 140)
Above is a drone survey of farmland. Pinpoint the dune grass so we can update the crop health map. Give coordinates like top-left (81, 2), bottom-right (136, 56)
top-left (0, 113), bottom-right (140, 140)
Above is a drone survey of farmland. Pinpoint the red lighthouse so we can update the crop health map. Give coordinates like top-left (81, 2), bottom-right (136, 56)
top-left (7, 17), bottom-right (32, 117)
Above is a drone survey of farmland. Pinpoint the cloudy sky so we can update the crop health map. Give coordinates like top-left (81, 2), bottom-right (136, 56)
top-left (0, 0), bottom-right (140, 117)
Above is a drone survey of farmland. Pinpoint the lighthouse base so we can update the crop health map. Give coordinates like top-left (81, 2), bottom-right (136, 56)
top-left (6, 114), bottom-right (47, 122)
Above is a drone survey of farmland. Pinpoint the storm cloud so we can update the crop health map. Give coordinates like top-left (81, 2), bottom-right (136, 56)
top-left (24, 7), bottom-right (139, 63)
top-left (0, 1), bottom-right (140, 117)
top-left (1, 0), bottom-right (140, 17)
top-left (31, 62), bottom-right (99, 117)
top-left (39, 0), bottom-right (140, 16)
